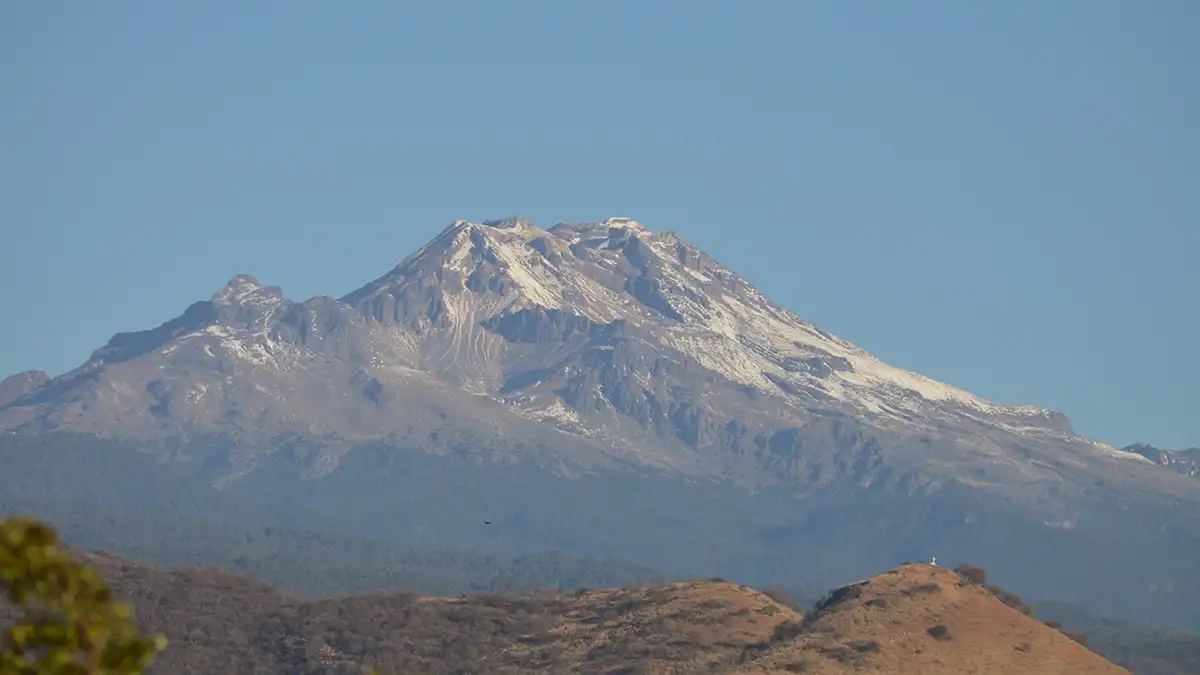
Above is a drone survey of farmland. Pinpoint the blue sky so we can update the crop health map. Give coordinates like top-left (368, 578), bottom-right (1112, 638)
top-left (1, 1), bottom-right (1196, 449)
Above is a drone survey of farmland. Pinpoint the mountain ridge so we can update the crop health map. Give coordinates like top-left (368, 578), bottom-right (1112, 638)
top-left (1120, 443), bottom-right (1200, 479)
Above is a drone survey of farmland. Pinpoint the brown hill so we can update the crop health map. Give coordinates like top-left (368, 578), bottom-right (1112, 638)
top-left (735, 564), bottom-right (1127, 674)
top-left (2, 553), bottom-right (1125, 674)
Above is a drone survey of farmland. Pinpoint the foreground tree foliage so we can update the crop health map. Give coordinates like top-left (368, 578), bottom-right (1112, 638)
top-left (0, 517), bottom-right (166, 675)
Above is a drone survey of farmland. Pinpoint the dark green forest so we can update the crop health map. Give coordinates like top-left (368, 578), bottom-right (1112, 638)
top-left (0, 497), bottom-right (671, 599)
top-left (3, 432), bottom-right (1199, 674)
top-left (6, 431), bottom-right (1198, 635)
top-left (1037, 602), bottom-right (1200, 675)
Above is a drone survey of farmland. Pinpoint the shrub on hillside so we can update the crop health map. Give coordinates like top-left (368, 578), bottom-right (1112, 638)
top-left (1064, 632), bottom-right (1091, 647)
top-left (926, 624), bottom-right (952, 642)
top-left (954, 563), bottom-right (988, 585)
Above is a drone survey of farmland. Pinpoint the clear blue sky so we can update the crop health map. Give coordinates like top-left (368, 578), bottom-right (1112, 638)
top-left (1, 1), bottom-right (1196, 449)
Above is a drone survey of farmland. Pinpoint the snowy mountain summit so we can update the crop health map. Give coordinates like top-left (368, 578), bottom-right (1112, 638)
top-left (346, 217), bottom-right (1069, 433)
top-left (0, 216), bottom-right (1159, 488)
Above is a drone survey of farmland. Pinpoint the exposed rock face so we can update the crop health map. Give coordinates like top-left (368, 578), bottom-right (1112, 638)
top-left (0, 370), bottom-right (49, 407)
top-left (1121, 443), bottom-right (1200, 479)
top-left (3, 214), bottom-right (1200, 632)
top-left (0, 216), bottom-right (1193, 503)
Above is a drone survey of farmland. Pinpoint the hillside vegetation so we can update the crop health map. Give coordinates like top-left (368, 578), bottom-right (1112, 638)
top-left (2, 525), bottom-right (1133, 675)
top-left (0, 497), bottom-right (668, 599)
top-left (6, 432), bottom-right (1196, 635)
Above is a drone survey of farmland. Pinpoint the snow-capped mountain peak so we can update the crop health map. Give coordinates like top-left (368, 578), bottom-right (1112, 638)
top-left (3, 215), bottom-right (1146, 485)
top-left (340, 216), bottom-right (1076, 441)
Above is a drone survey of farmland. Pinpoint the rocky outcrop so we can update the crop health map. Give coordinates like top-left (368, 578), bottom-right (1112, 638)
top-left (1122, 443), bottom-right (1200, 478)
top-left (0, 370), bottom-right (49, 407)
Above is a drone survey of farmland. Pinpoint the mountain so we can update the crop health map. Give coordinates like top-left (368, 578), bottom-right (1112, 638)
top-left (2, 216), bottom-right (1199, 630)
top-left (0, 550), bottom-right (1130, 674)
top-left (1120, 444), bottom-right (1200, 479)
top-left (0, 216), bottom-right (1172, 487)
top-left (0, 369), bottom-right (48, 407)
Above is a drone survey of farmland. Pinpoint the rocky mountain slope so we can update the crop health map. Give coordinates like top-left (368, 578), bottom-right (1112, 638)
top-left (0, 550), bottom-right (1129, 674)
top-left (0, 370), bottom-right (47, 407)
top-left (1120, 444), bottom-right (1200, 479)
